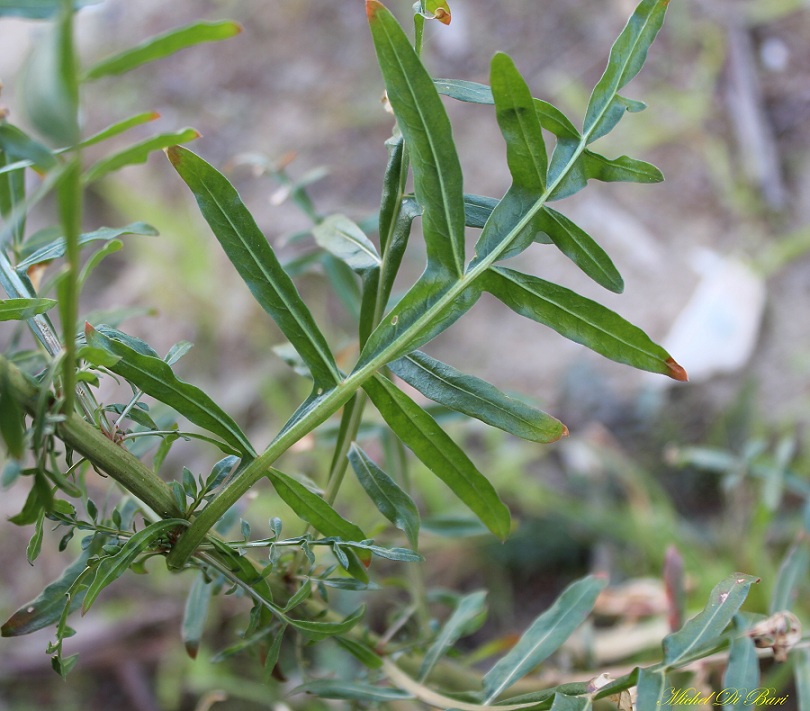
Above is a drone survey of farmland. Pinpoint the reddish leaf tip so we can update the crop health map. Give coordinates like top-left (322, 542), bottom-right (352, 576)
top-left (165, 145), bottom-right (182, 166)
top-left (560, 423), bottom-right (570, 439)
top-left (665, 358), bottom-right (688, 382)
top-left (148, 111), bottom-right (160, 121)
top-left (366, 0), bottom-right (383, 20)
top-left (83, 321), bottom-right (95, 336)
top-left (434, 8), bottom-right (451, 24)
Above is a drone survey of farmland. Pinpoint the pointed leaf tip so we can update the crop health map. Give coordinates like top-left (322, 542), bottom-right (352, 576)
top-left (666, 358), bottom-right (688, 382)
top-left (366, 0), bottom-right (383, 20)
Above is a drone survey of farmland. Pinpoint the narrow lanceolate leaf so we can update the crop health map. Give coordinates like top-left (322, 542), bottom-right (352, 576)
top-left (85, 324), bottom-right (255, 457)
top-left (348, 443), bottom-right (420, 549)
top-left (17, 222), bottom-right (157, 270)
top-left (83, 21), bottom-right (242, 81)
top-left (636, 668), bottom-right (669, 710)
top-left (182, 571), bottom-right (213, 659)
top-left (82, 519), bottom-right (186, 614)
top-left (419, 590), bottom-right (487, 681)
top-left (288, 604), bottom-right (365, 640)
top-left (80, 111), bottom-right (160, 149)
top-left (390, 351), bottom-right (566, 443)
top-left (583, 0), bottom-right (670, 143)
top-left (770, 537), bottom-right (810, 614)
top-left (535, 208), bottom-right (623, 293)
top-left (167, 146), bottom-right (340, 389)
top-left (84, 128), bottom-right (200, 183)
top-left (796, 648), bottom-right (810, 710)
top-left (291, 680), bottom-right (412, 703)
top-left (483, 575), bottom-right (607, 703)
top-left (267, 468), bottom-right (365, 542)
top-left (482, 267), bottom-right (688, 381)
top-left (1, 537), bottom-right (102, 637)
top-left (313, 214), bottom-right (380, 273)
top-left (663, 573), bottom-right (760, 667)
top-left (0, 298), bottom-right (56, 320)
top-left (367, 0), bottom-right (465, 277)
top-left (364, 374), bottom-right (510, 540)
top-left (580, 152), bottom-right (663, 184)
top-left (723, 635), bottom-right (759, 709)
top-left (0, 371), bottom-right (25, 459)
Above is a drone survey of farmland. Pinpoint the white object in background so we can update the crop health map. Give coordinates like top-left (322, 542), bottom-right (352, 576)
top-left (653, 250), bottom-right (766, 385)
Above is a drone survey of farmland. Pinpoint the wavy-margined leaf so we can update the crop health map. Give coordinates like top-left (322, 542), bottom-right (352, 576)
top-left (363, 374), bottom-right (510, 540)
top-left (85, 324), bottom-right (255, 457)
top-left (348, 443), bottom-right (420, 549)
top-left (82, 519), bottom-right (186, 614)
top-left (0, 298), bottom-right (56, 320)
top-left (291, 679), bottom-right (413, 702)
top-left (368, 0), bottom-right (465, 278)
top-left (390, 351), bottom-right (566, 443)
top-left (483, 575), bottom-right (606, 702)
top-left (84, 128), bottom-right (200, 183)
top-left (17, 222), bottom-right (156, 270)
top-left (83, 21), bottom-right (242, 81)
top-left (357, 269), bottom-right (481, 374)
top-left (313, 214), bottom-right (380, 273)
top-left (1, 536), bottom-right (103, 637)
top-left (167, 146), bottom-right (340, 389)
top-left (267, 468), bottom-right (365, 542)
top-left (482, 267), bottom-right (687, 380)
top-left (181, 571), bottom-right (213, 659)
top-left (583, 0), bottom-right (669, 143)
top-left (636, 668), bottom-right (669, 710)
top-left (535, 208), bottom-right (623, 293)
top-left (580, 152), bottom-right (663, 184)
top-left (419, 590), bottom-right (487, 681)
top-left (663, 573), bottom-right (760, 667)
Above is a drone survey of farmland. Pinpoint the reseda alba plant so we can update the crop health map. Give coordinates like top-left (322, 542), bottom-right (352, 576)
top-left (2, 0), bottom-right (799, 707)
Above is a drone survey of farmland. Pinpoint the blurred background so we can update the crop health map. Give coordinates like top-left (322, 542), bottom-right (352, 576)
top-left (1, 0), bottom-right (810, 708)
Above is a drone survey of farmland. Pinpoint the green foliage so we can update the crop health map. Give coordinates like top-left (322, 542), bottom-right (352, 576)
top-left (1, 0), bottom-right (803, 707)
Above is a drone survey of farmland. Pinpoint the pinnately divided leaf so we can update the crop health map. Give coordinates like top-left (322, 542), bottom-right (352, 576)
top-left (482, 267), bottom-right (687, 381)
top-left (482, 575), bottom-right (607, 702)
top-left (363, 373), bottom-right (510, 540)
top-left (85, 324), bottom-right (256, 457)
top-left (389, 350), bottom-right (567, 443)
top-left (663, 573), bottom-right (760, 667)
top-left (167, 146), bottom-right (340, 389)
top-left (83, 20), bottom-right (242, 81)
top-left (367, 0), bottom-right (465, 278)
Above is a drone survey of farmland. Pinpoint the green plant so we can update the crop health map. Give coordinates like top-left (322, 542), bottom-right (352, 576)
top-left (1, 0), bottom-right (807, 708)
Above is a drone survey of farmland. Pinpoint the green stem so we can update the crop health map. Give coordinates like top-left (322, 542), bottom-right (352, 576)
top-left (0, 354), bottom-right (181, 519)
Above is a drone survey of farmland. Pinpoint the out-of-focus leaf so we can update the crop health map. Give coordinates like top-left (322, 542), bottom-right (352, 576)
top-left (19, 7), bottom-right (79, 146)
top-left (434, 78), bottom-right (493, 104)
top-left (420, 0), bottom-right (450, 24)
top-left (167, 146), bottom-right (340, 389)
top-left (17, 223), bottom-right (156, 270)
top-left (262, 626), bottom-right (286, 684)
top-left (348, 443), bottom-right (420, 549)
top-left (770, 537), bottom-right (810, 614)
top-left (391, 351), bottom-right (566, 443)
top-left (582, 0), bottom-right (669, 143)
top-left (79, 111), bottom-right (161, 148)
top-left (85, 324), bottom-right (255, 457)
top-left (535, 208), bottom-right (623, 293)
top-left (482, 267), bottom-right (687, 381)
top-left (291, 679), bottom-right (413, 702)
top-left (0, 298), bottom-right (56, 321)
top-left (796, 648), bottom-right (810, 710)
top-left (419, 590), bottom-right (487, 681)
top-left (368, 0), bottom-right (465, 277)
top-left (636, 668), bottom-right (669, 710)
top-left (26, 509), bottom-right (45, 563)
top-left (334, 636), bottom-right (383, 669)
top-left (663, 573), bottom-right (760, 666)
top-left (0, 124), bottom-right (57, 171)
top-left (482, 575), bottom-right (607, 702)
top-left (84, 128), bottom-right (200, 183)
top-left (83, 21), bottom-right (242, 81)
top-left (0, 1), bottom-right (95, 19)
top-left (8, 472), bottom-right (52, 526)
top-left (313, 214), bottom-right (380, 273)
top-left (82, 519), bottom-right (186, 614)
top-left (549, 694), bottom-right (591, 711)
top-left (1, 538), bottom-right (99, 636)
top-left (0, 369), bottom-right (25, 458)
top-left (267, 468), bottom-right (365, 542)
top-left (181, 572), bottom-right (213, 659)
top-left (363, 374), bottom-right (510, 540)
